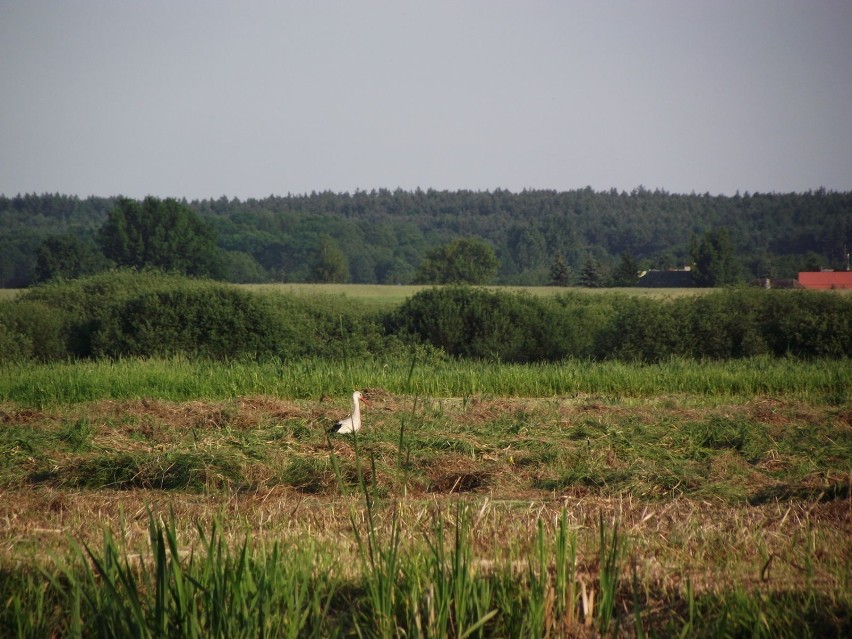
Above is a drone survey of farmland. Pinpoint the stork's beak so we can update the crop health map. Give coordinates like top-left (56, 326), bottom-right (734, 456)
top-left (360, 395), bottom-right (370, 406)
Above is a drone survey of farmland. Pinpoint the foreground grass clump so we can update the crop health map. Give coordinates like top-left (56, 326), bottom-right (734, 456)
top-left (30, 450), bottom-right (245, 491)
top-left (3, 517), bottom-right (336, 639)
top-left (3, 505), bottom-right (849, 638)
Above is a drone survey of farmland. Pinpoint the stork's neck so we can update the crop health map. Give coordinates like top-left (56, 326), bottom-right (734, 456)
top-left (352, 394), bottom-right (361, 419)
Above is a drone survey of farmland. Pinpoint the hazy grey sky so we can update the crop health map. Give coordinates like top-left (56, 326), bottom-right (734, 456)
top-left (2, 0), bottom-right (851, 199)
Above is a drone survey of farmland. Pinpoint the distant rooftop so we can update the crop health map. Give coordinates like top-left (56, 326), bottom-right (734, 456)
top-left (798, 271), bottom-right (852, 289)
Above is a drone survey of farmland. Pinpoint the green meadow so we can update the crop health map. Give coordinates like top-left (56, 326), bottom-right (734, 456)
top-left (243, 283), bottom-right (708, 312)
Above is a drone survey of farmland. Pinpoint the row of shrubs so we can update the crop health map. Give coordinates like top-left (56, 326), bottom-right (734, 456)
top-left (0, 271), bottom-right (385, 362)
top-left (387, 286), bottom-right (851, 361)
top-left (1, 271), bottom-right (850, 363)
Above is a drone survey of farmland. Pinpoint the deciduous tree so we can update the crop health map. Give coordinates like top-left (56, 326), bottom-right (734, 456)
top-left (97, 197), bottom-right (223, 278)
top-left (310, 236), bottom-right (349, 283)
top-left (415, 238), bottom-right (498, 285)
top-left (34, 235), bottom-right (106, 282)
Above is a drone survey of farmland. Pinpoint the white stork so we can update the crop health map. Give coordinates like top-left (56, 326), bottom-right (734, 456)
top-left (329, 391), bottom-right (370, 434)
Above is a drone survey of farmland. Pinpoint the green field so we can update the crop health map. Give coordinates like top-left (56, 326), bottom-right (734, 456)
top-left (1, 356), bottom-right (850, 637)
top-left (242, 283), bottom-right (708, 311)
top-left (1, 283), bottom-right (700, 311)
top-left (6, 280), bottom-right (852, 311)
top-left (0, 288), bottom-right (21, 301)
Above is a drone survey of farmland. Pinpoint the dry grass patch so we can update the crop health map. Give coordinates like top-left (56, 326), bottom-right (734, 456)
top-left (2, 487), bottom-right (848, 593)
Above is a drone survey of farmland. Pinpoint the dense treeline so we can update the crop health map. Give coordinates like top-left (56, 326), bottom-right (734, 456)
top-left (0, 194), bottom-right (114, 287)
top-left (1, 188), bottom-right (849, 287)
top-left (1, 272), bottom-right (849, 364)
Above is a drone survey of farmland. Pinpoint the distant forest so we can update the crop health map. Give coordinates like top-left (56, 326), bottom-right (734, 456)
top-left (1, 187), bottom-right (849, 287)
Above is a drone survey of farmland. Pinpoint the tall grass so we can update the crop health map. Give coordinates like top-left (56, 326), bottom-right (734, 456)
top-left (1, 355), bottom-right (847, 407)
top-left (28, 516), bottom-right (335, 639)
top-left (1, 507), bottom-right (627, 638)
top-left (5, 506), bottom-right (848, 638)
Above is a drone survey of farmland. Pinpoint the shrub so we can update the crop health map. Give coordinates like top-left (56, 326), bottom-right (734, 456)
top-left (549, 291), bottom-right (620, 359)
top-left (759, 290), bottom-right (851, 358)
top-left (680, 290), bottom-right (769, 358)
top-left (90, 285), bottom-right (284, 360)
top-left (0, 317), bottom-right (29, 361)
top-left (18, 269), bottom-right (204, 357)
top-left (260, 292), bottom-right (385, 360)
top-left (13, 271), bottom-right (387, 361)
top-left (674, 288), bottom-right (851, 360)
top-left (0, 299), bottom-right (66, 361)
top-left (387, 287), bottom-right (611, 362)
top-left (6, 273), bottom-right (852, 363)
top-left (595, 296), bottom-right (689, 362)
top-left (387, 287), bottom-right (544, 362)
top-left (390, 286), bottom-right (852, 363)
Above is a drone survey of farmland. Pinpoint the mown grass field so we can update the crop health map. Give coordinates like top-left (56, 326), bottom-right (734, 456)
top-left (1, 356), bottom-right (850, 637)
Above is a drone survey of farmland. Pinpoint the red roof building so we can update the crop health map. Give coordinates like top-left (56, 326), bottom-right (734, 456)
top-left (798, 272), bottom-right (852, 289)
